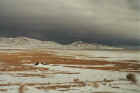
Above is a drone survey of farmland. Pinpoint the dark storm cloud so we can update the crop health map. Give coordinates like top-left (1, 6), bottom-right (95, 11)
top-left (128, 0), bottom-right (140, 11)
top-left (0, 0), bottom-right (140, 46)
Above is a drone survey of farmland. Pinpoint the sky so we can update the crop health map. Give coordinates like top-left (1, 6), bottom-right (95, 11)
top-left (0, 0), bottom-right (140, 46)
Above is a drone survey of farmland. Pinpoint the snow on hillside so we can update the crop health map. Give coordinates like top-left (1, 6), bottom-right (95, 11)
top-left (0, 37), bottom-right (62, 49)
top-left (0, 37), bottom-right (122, 49)
top-left (67, 41), bottom-right (122, 50)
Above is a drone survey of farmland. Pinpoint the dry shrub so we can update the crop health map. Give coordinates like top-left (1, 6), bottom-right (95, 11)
top-left (126, 73), bottom-right (137, 84)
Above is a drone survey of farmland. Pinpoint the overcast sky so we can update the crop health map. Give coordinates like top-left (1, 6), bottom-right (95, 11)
top-left (0, 0), bottom-right (140, 46)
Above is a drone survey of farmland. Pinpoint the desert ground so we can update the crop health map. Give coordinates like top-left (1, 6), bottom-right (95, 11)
top-left (0, 49), bottom-right (140, 93)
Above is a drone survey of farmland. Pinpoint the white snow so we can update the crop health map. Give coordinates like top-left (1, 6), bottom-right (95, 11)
top-left (51, 49), bottom-right (140, 62)
top-left (0, 48), bottom-right (140, 93)
top-left (0, 63), bottom-right (140, 93)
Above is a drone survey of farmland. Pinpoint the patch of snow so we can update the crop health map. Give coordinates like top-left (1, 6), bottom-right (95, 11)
top-left (52, 49), bottom-right (140, 62)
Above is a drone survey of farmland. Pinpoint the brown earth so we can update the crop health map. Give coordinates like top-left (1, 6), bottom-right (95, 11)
top-left (0, 49), bottom-right (139, 92)
top-left (0, 49), bottom-right (139, 72)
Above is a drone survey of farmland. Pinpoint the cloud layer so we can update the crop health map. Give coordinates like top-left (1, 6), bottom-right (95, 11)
top-left (0, 0), bottom-right (140, 46)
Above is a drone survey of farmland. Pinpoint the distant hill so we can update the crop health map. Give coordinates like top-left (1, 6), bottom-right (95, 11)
top-left (67, 41), bottom-right (122, 50)
top-left (0, 37), bottom-right (123, 49)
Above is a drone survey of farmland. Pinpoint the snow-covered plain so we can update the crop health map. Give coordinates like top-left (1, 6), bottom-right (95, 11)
top-left (50, 49), bottom-right (140, 62)
top-left (0, 64), bottom-right (140, 93)
top-left (0, 49), bottom-right (140, 93)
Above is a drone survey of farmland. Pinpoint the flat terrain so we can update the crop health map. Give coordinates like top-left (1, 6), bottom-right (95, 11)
top-left (0, 49), bottom-right (140, 93)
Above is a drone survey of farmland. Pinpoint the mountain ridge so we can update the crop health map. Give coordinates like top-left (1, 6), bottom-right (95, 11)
top-left (0, 37), bottom-right (123, 50)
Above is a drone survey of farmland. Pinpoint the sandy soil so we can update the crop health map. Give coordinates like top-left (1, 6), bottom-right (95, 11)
top-left (0, 49), bottom-right (140, 93)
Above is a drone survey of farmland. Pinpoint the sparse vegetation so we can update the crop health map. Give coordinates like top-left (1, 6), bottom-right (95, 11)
top-left (0, 50), bottom-right (140, 93)
top-left (126, 73), bottom-right (137, 84)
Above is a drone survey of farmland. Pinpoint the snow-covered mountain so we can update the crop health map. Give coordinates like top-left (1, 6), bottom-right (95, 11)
top-left (0, 37), bottom-right (123, 49)
top-left (68, 41), bottom-right (120, 50)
